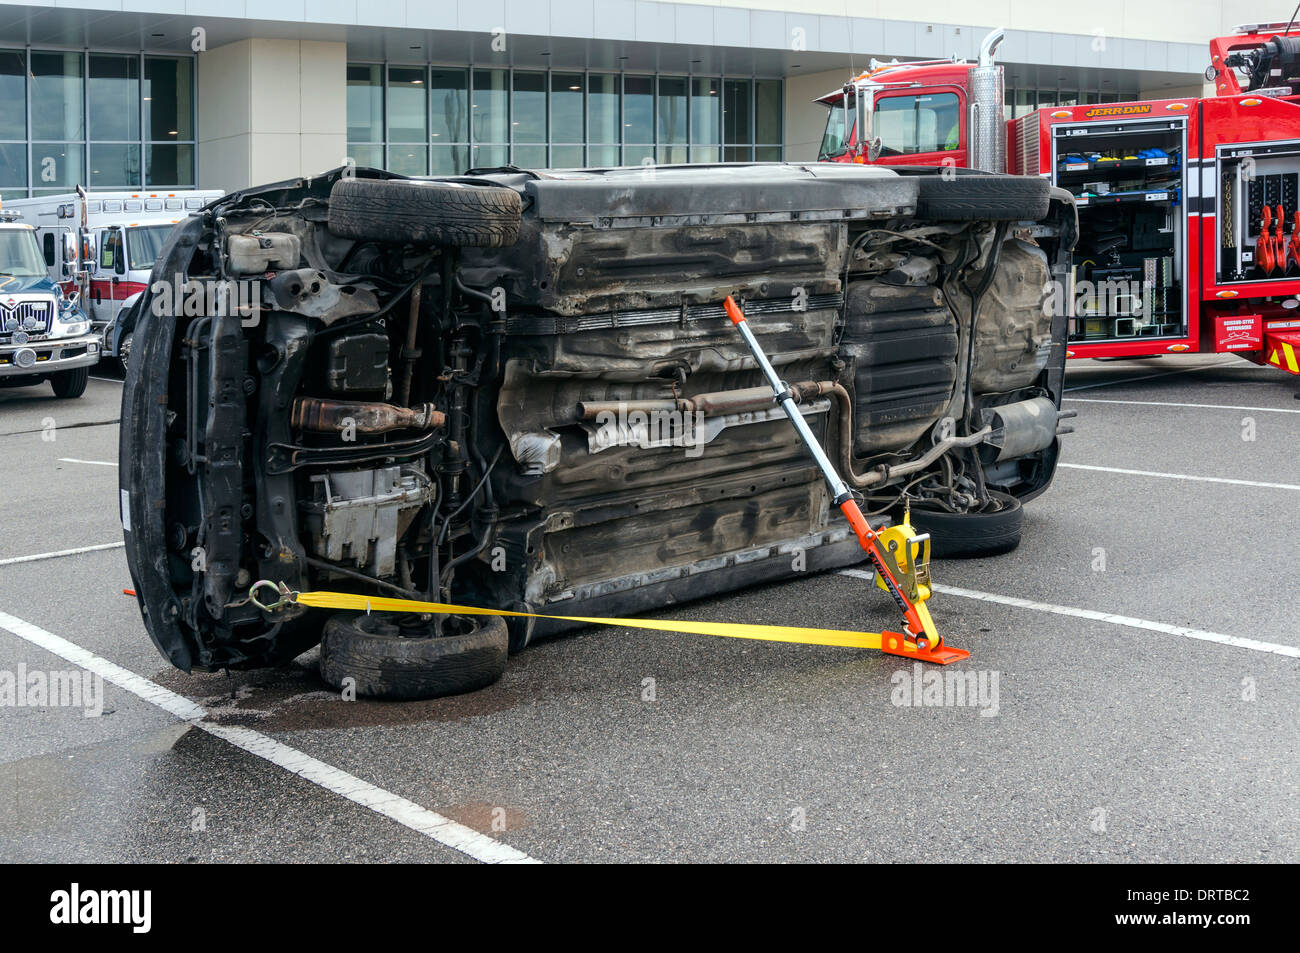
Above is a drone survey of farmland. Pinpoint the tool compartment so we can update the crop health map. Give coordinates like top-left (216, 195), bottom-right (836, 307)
top-left (1052, 116), bottom-right (1189, 343)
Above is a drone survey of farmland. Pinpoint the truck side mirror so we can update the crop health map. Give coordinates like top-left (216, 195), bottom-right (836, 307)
top-left (60, 232), bottom-right (77, 276)
top-left (867, 137), bottom-right (884, 162)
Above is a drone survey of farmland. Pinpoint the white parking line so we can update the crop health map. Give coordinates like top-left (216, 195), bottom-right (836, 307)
top-left (0, 541), bottom-right (125, 567)
top-left (1063, 364), bottom-right (1213, 392)
top-left (1059, 462), bottom-right (1300, 491)
top-left (838, 570), bottom-right (1300, 659)
top-left (58, 457), bottom-right (116, 467)
top-left (0, 608), bottom-right (540, 865)
top-left (1065, 397), bottom-right (1300, 414)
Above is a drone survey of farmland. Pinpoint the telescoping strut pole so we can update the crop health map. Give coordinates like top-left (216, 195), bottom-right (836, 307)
top-left (723, 295), bottom-right (969, 664)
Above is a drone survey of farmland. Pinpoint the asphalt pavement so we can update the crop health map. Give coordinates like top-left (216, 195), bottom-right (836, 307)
top-left (1, 355), bottom-right (1297, 863)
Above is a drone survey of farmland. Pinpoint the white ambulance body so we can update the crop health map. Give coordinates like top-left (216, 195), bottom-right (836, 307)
top-left (6, 189), bottom-right (223, 361)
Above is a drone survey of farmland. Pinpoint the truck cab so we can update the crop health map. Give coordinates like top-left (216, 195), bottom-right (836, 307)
top-left (817, 30), bottom-right (1006, 173)
top-left (5, 189), bottom-right (223, 365)
top-left (818, 24), bottom-right (1300, 376)
top-left (0, 207), bottom-right (98, 398)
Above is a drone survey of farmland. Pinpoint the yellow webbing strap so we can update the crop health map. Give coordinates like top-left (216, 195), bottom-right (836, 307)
top-left (288, 589), bottom-right (903, 651)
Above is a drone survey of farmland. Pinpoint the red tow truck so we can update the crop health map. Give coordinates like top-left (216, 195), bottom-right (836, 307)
top-left (815, 22), bottom-right (1300, 377)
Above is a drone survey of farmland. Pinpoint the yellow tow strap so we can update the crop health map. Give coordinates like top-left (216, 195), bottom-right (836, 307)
top-left (258, 584), bottom-right (905, 652)
top-left (307, 591), bottom-right (892, 649)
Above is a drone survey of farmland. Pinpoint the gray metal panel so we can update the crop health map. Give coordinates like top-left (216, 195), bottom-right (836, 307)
top-left (507, 0), bottom-right (551, 37)
top-left (458, 0), bottom-right (506, 34)
top-left (1120, 37), bottom-right (1146, 70)
top-left (948, 25), bottom-right (979, 62)
top-left (215, 0), bottom-right (299, 20)
top-left (914, 23), bottom-right (946, 59)
top-left (785, 12), bottom-right (818, 53)
top-left (748, 10), bottom-right (784, 50)
top-left (550, 0), bottom-right (593, 39)
top-left (634, 1), bottom-right (674, 44)
top-left (999, 30), bottom-right (1030, 65)
top-left (355, 0), bottom-right (403, 27)
top-left (305, 0), bottom-right (357, 24)
top-left (675, 4), bottom-right (713, 46)
top-left (1145, 40), bottom-right (1169, 72)
top-left (1049, 32), bottom-right (1077, 69)
top-left (713, 6), bottom-right (749, 47)
top-left (1075, 34), bottom-right (1107, 69)
top-left (816, 16), bottom-right (849, 55)
top-left (406, 0), bottom-right (448, 31)
top-left (592, 0), bottom-right (634, 42)
top-left (850, 18), bottom-right (884, 56)
top-left (882, 20), bottom-right (913, 57)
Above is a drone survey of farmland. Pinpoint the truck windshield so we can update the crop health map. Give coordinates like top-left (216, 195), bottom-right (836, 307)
top-left (0, 229), bottom-right (47, 277)
top-left (126, 224), bottom-right (175, 270)
top-left (819, 98), bottom-right (854, 160)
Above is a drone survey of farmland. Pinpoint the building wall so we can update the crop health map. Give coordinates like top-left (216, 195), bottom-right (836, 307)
top-left (198, 39), bottom-right (347, 193)
top-left (705, 0), bottom-right (1242, 45)
top-left (784, 68), bottom-right (842, 162)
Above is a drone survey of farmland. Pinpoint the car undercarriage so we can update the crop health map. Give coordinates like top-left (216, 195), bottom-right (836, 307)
top-left (119, 162), bottom-right (1076, 698)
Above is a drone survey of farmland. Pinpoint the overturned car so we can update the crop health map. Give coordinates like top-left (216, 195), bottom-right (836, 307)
top-left (120, 163), bottom-right (1076, 699)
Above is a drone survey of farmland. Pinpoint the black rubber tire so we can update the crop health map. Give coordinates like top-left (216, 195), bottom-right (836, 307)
top-left (117, 331), bottom-right (132, 373)
top-left (319, 611), bottom-right (508, 700)
top-left (899, 490), bottom-right (1025, 558)
top-left (914, 174), bottom-right (1050, 222)
top-left (327, 177), bottom-right (522, 247)
top-left (49, 365), bottom-right (89, 399)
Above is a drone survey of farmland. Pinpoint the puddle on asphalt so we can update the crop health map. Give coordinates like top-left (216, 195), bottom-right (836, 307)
top-left (438, 800), bottom-right (529, 834)
top-left (149, 653), bottom-right (529, 731)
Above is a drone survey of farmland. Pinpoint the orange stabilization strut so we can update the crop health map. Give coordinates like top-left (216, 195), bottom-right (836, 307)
top-left (723, 294), bottom-right (969, 664)
top-left (1259, 205), bottom-right (1276, 275)
top-left (1290, 211), bottom-right (1300, 272)
top-left (1275, 205), bottom-right (1285, 273)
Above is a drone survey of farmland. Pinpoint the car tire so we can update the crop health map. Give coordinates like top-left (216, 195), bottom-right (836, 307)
top-left (49, 366), bottom-right (89, 399)
top-left (327, 177), bottom-right (523, 248)
top-left (117, 331), bottom-right (132, 373)
top-left (913, 174), bottom-right (1050, 222)
top-left (318, 610), bottom-right (509, 700)
top-left (897, 490), bottom-right (1024, 558)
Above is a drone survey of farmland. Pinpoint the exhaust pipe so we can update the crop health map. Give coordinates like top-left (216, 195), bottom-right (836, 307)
top-left (968, 27), bottom-right (1007, 173)
top-left (978, 27), bottom-right (1005, 67)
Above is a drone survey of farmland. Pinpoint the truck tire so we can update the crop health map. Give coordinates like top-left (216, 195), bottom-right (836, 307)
top-left (914, 174), bottom-right (1050, 222)
top-left (117, 331), bottom-right (132, 373)
top-left (327, 178), bottom-right (522, 248)
top-left (318, 611), bottom-right (508, 700)
top-left (898, 490), bottom-right (1024, 558)
top-left (49, 366), bottom-right (89, 399)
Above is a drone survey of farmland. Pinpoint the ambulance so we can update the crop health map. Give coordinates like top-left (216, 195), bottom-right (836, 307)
top-left (6, 188), bottom-right (222, 366)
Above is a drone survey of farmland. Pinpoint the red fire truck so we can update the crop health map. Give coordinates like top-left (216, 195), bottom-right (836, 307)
top-left (815, 22), bottom-right (1300, 377)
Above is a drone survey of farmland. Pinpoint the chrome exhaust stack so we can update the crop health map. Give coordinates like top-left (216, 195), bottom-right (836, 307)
top-left (968, 27), bottom-right (1007, 173)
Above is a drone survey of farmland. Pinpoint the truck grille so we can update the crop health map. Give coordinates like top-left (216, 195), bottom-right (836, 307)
top-left (0, 299), bottom-right (53, 338)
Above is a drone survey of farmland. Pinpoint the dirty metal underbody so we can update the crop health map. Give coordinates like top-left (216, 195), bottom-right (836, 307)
top-left (120, 164), bottom-right (1076, 671)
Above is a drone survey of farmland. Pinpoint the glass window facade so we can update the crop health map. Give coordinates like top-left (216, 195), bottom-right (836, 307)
top-left (346, 63), bottom-right (783, 175)
top-left (0, 48), bottom-right (196, 200)
top-left (1004, 78), bottom-right (1141, 120)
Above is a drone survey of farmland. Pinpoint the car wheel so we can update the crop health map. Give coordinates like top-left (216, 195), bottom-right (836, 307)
top-left (318, 611), bottom-right (509, 700)
top-left (117, 331), bottom-right (132, 373)
top-left (896, 490), bottom-right (1024, 558)
top-left (913, 174), bottom-right (1050, 222)
top-left (49, 366), bottom-right (89, 399)
top-left (327, 177), bottom-right (523, 248)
